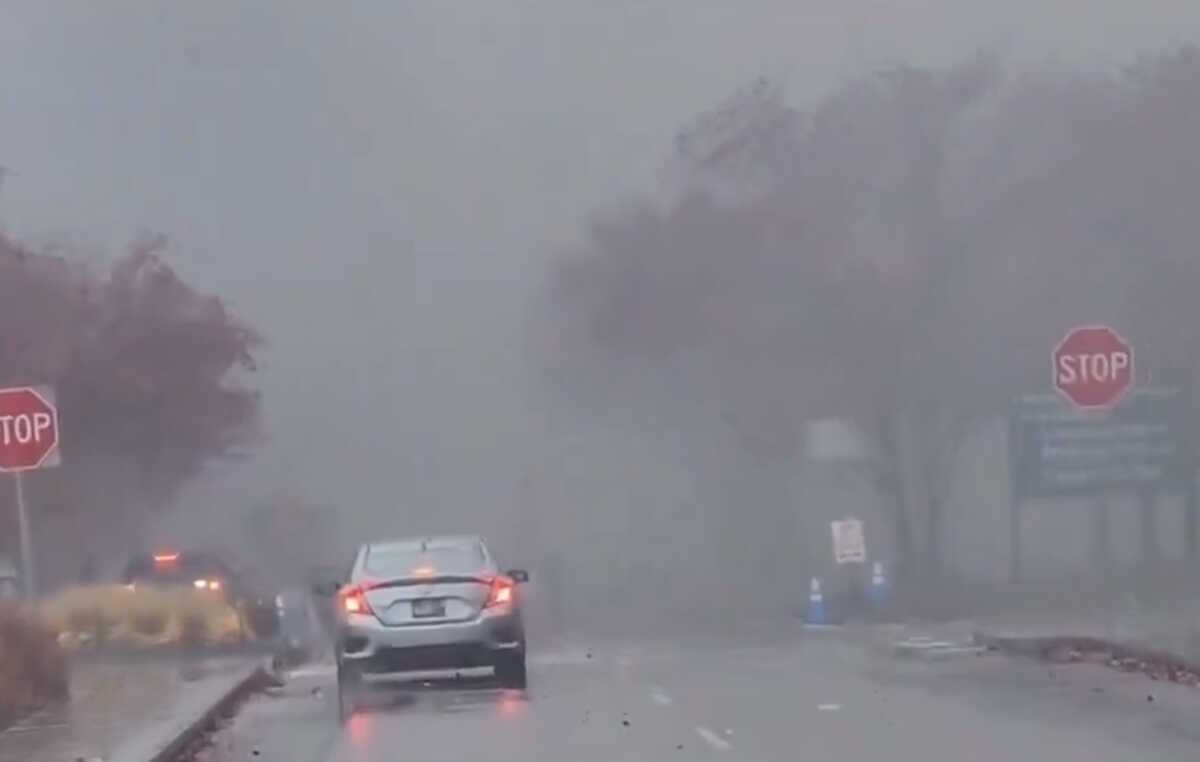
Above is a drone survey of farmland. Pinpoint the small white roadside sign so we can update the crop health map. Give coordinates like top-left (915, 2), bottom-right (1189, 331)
top-left (831, 518), bottom-right (866, 564)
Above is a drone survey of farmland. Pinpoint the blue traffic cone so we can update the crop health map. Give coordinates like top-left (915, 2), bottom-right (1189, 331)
top-left (806, 577), bottom-right (827, 624)
top-left (868, 561), bottom-right (889, 610)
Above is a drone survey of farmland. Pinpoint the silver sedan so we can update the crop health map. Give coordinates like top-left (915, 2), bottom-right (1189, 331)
top-left (329, 535), bottom-right (529, 720)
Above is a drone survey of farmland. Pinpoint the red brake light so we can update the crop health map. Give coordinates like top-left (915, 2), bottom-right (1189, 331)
top-left (486, 577), bottom-right (514, 608)
top-left (340, 585), bottom-right (374, 616)
top-left (153, 553), bottom-right (179, 565)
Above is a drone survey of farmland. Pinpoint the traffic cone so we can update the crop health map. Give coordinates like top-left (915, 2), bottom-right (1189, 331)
top-left (868, 561), bottom-right (889, 611)
top-left (806, 577), bottom-right (827, 625)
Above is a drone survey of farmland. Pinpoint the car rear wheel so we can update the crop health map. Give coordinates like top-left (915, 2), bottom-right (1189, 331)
top-left (337, 662), bottom-right (361, 723)
top-left (495, 649), bottom-right (527, 690)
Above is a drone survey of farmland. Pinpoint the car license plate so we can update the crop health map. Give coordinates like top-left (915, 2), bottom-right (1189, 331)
top-left (412, 598), bottom-right (445, 618)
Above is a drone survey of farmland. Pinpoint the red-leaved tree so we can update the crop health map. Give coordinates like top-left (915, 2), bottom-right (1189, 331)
top-left (0, 229), bottom-right (260, 586)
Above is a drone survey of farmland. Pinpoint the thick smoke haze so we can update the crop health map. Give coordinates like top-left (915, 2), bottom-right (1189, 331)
top-left (5, 3), bottom-right (1200, 625)
top-left (538, 47), bottom-right (1200, 602)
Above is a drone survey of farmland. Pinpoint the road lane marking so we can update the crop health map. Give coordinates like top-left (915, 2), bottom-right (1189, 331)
top-left (895, 639), bottom-right (956, 649)
top-left (818, 703), bottom-right (842, 711)
top-left (616, 648), bottom-right (639, 681)
top-left (695, 725), bottom-right (733, 751)
top-left (650, 688), bottom-right (673, 706)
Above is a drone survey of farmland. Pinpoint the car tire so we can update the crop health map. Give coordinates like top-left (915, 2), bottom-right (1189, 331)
top-left (337, 662), bottom-right (361, 723)
top-left (495, 649), bottom-right (527, 690)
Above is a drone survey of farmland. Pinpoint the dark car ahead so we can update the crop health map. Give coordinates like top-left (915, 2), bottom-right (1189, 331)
top-left (123, 551), bottom-right (239, 595)
top-left (122, 550), bottom-right (280, 640)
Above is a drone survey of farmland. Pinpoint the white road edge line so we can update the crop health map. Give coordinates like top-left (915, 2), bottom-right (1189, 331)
top-left (695, 725), bottom-right (734, 751)
top-left (650, 687), bottom-right (673, 706)
top-left (2, 723), bottom-right (69, 734)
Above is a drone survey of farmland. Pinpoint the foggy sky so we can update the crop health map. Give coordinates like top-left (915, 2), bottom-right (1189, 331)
top-left (3, 1), bottom-right (1200, 551)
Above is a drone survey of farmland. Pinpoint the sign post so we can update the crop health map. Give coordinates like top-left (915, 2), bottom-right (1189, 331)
top-left (0, 386), bottom-right (62, 600)
top-left (14, 473), bottom-right (34, 600)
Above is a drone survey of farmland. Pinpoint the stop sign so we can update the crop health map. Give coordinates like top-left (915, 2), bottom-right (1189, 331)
top-left (1053, 326), bottom-right (1134, 410)
top-left (0, 387), bottom-right (61, 472)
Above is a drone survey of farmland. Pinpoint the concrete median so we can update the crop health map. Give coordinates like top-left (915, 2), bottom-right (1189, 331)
top-left (0, 657), bottom-right (274, 762)
top-left (111, 660), bottom-right (272, 762)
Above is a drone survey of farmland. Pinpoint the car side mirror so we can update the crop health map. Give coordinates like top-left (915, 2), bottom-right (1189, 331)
top-left (311, 580), bottom-right (341, 597)
top-left (506, 569), bottom-right (530, 584)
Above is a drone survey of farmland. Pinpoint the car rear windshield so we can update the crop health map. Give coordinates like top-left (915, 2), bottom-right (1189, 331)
top-left (363, 544), bottom-right (485, 578)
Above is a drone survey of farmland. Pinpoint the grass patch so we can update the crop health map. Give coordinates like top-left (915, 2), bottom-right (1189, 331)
top-left (0, 604), bottom-right (69, 724)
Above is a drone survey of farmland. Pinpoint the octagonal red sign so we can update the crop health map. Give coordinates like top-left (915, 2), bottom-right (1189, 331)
top-left (1053, 326), bottom-right (1134, 410)
top-left (0, 386), bottom-right (61, 472)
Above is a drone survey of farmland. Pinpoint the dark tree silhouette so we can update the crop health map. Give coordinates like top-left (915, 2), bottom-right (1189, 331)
top-left (537, 47), bottom-right (1200, 583)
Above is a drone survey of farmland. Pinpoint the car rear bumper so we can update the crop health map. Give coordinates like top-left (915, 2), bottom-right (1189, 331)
top-left (352, 643), bottom-right (504, 673)
top-left (338, 608), bottom-right (524, 674)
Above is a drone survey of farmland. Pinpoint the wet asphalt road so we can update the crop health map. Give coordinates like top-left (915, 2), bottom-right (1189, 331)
top-left (205, 628), bottom-right (1200, 761)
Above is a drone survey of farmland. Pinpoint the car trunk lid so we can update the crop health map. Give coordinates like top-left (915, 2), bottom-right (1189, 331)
top-left (363, 575), bottom-right (493, 626)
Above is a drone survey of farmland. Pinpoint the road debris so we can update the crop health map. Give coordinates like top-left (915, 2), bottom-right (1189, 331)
top-left (980, 633), bottom-right (1200, 688)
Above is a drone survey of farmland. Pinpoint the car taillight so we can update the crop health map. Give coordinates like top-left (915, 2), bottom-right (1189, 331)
top-left (341, 586), bottom-right (373, 616)
top-left (485, 577), bottom-right (514, 608)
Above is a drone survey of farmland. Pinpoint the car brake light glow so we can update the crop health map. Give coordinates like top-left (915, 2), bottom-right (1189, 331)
top-left (341, 586), bottom-right (373, 616)
top-left (208, 579), bottom-right (222, 591)
top-left (486, 577), bottom-right (514, 607)
top-left (153, 553), bottom-right (180, 564)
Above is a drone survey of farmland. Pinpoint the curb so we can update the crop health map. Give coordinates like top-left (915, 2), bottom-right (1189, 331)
top-left (972, 631), bottom-right (1142, 658)
top-left (971, 631), bottom-right (1076, 658)
top-left (114, 660), bottom-right (275, 762)
top-left (893, 636), bottom-right (988, 661)
top-left (71, 642), bottom-right (280, 666)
